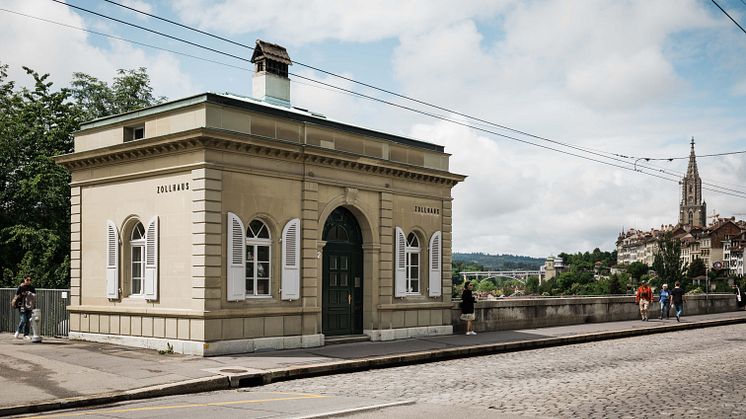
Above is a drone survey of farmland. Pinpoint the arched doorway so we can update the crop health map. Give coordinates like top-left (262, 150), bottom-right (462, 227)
top-left (322, 207), bottom-right (363, 335)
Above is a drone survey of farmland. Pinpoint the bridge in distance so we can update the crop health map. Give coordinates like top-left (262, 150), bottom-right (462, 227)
top-left (460, 270), bottom-right (542, 284)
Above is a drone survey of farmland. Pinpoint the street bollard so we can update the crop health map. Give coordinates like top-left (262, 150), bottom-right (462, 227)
top-left (31, 308), bottom-right (43, 343)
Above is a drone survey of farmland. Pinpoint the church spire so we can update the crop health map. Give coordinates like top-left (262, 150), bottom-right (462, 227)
top-left (686, 136), bottom-right (699, 179)
top-left (679, 137), bottom-right (706, 227)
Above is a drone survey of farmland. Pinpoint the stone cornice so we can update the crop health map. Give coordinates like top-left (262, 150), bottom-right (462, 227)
top-left (55, 128), bottom-right (466, 186)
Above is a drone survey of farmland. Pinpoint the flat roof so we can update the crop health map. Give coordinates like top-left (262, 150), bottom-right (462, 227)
top-left (78, 92), bottom-right (445, 153)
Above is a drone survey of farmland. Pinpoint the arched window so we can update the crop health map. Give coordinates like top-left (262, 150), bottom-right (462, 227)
top-left (246, 219), bottom-right (271, 296)
top-left (130, 222), bottom-right (146, 296)
top-left (406, 232), bottom-right (420, 293)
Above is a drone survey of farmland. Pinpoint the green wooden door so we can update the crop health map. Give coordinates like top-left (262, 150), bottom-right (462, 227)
top-left (322, 208), bottom-right (363, 336)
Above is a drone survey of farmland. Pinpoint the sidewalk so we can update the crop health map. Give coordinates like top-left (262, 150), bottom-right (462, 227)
top-left (2, 310), bottom-right (745, 416)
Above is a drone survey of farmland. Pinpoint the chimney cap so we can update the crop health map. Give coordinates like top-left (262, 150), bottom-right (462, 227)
top-left (251, 40), bottom-right (292, 65)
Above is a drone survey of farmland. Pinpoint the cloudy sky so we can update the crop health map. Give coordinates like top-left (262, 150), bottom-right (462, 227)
top-left (2, 0), bottom-right (745, 257)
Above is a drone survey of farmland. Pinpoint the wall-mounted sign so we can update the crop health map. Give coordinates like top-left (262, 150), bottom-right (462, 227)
top-left (157, 182), bottom-right (190, 194)
top-left (414, 205), bottom-right (440, 215)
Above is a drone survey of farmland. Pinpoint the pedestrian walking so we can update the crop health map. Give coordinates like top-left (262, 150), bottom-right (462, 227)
top-left (670, 281), bottom-right (686, 322)
top-left (636, 280), bottom-right (653, 321)
top-left (733, 283), bottom-right (746, 310)
top-left (13, 275), bottom-right (36, 339)
top-left (460, 281), bottom-right (477, 335)
top-left (658, 283), bottom-right (671, 319)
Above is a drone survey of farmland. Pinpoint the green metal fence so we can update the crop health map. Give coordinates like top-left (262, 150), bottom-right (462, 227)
top-left (0, 288), bottom-right (70, 337)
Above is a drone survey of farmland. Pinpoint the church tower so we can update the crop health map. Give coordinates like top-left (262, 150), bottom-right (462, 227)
top-left (679, 137), bottom-right (706, 227)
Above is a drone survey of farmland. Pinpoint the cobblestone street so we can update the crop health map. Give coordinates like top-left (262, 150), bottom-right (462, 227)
top-left (259, 324), bottom-right (746, 418)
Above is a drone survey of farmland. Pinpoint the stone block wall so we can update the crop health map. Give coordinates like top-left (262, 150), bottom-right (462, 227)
top-left (451, 294), bottom-right (739, 333)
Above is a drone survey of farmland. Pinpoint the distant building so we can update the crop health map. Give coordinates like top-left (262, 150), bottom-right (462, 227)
top-left (678, 219), bottom-right (741, 269)
top-left (615, 139), bottom-right (745, 271)
top-left (616, 225), bottom-right (673, 266)
top-left (724, 232), bottom-right (746, 277)
top-left (541, 256), bottom-right (565, 281)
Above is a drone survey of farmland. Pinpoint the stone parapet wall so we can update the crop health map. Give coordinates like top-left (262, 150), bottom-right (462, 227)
top-left (452, 294), bottom-right (738, 333)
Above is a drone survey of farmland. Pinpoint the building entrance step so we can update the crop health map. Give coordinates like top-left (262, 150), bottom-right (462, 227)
top-left (324, 334), bottom-right (371, 345)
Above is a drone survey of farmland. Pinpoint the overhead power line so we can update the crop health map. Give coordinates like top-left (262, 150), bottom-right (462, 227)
top-left (41, 0), bottom-right (746, 199)
top-left (0, 7), bottom-right (361, 98)
top-left (0, 8), bottom-right (250, 72)
top-left (615, 149), bottom-right (746, 160)
top-left (711, 0), bottom-right (746, 36)
top-left (95, 0), bottom-right (746, 196)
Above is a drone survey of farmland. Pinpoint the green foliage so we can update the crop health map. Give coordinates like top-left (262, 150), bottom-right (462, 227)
top-left (652, 233), bottom-right (686, 286)
top-left (524, 275), bottom-right (540, 294)
top-left (609, 273), bottom-right (626, 295)
top-left (70, 68), bottom-right (165, 121)
top-left (626, 261), bottom-right (649, 280)
top-left (558, 248), bottom-right (617, 271)
top-left (0, 63), bottom-right (164, 288)
top-left (476, 280), bottom-right (496, 293)
top-left (687, 258), bottom-right (707, 279)
top-left (0, 65), bottom-right (78, 288)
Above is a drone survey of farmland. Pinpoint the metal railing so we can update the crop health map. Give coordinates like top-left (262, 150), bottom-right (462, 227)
top-left (0, 288), bottom-right (70, 337)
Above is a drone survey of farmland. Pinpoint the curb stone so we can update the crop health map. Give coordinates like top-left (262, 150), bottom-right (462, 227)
top-left (0, 376), bottom-right (230, 417)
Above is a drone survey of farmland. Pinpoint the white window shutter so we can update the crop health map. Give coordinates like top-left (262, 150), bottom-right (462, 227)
top-left (227, 212), bottom-right (246, 301)
top-left (106, 220), bottom-right (120, 299)
top-left (281, 218), bottom-right (300, 301)
top-left (144, 215), bottom-right (159, 301)
top-left (394, 226), bottom-right (406, 297)
top-left (428, 231), bottom-right (442, 297)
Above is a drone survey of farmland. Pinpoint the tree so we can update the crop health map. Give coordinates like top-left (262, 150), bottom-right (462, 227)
top-left (627, 261), bottom-right (649, 281)
top-left (0, 66), bottom-right (79, 288)
top-left (687, 258), bottom-right (707, 279)
top-left (608, 273), bottom-right (626, 295)
top-left (0, 64), bottom-right (164, 288)
top-left (70, 68), bottom-right (165, 121)
top-left (652, 232), bottom-right (685, 286)
top-left (476, 279), bottom-right (496, 293)
top-left (525, 276), bottom-right (540, 294)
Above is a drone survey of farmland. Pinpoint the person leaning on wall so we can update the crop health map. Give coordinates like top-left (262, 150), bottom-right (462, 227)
top-left (460, 281), bottom-right (477, 336)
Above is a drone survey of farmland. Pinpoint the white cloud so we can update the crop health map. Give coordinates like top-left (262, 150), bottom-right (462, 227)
top-left (0, 0), bottom-right (196, 99)
top-left (171, 0), bottom-right (513, 45)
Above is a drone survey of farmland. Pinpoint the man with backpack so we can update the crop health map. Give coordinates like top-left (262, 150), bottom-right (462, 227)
top-left (13, 275), bottom-right (36, 339)
top-left (635, 280), bottom-right (653, 321)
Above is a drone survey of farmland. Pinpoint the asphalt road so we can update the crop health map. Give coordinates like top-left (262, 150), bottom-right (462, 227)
top-left (21, 324), bottom-right (746, 419)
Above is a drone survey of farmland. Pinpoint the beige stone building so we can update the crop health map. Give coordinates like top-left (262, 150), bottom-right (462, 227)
top-left (55, 41), bottom-right (465, 355)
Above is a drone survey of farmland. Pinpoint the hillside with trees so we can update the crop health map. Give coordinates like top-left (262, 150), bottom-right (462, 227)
top-left (453, 252), bottom-right (544, 270)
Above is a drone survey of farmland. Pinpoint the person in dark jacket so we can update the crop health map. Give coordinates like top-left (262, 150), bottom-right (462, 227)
top-left (670, 281), bottom-right (686, 322)
top-left (460, 281), bottom-right (477, 335)
top-left (14, 275), bottom-right (36, 339)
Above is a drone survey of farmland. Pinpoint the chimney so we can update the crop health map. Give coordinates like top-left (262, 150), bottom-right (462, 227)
top-left (251, 40), bottom-right (292, 107)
